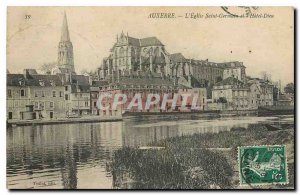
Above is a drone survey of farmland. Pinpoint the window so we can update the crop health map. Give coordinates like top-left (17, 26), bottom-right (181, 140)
top-left (41, 91), bottom-right (45, 97)
top-left (20, 89), bottom-right (26, 97)
top-left (50, 102), bottom-right (54, 108)
top-left (8, 112), bottom-right (12, 119)
top-left (39, 102), bottom-right (44, 110)
top-left (34, 102), bottom-right (38, 109)
top-left (50, 80), bottom-right (56, 86)
top-left (60, 91), bottom-right (63, 97)
top-left (85, 101), bottom-right (88, 107)
top-left (52, 91), bottom-right (56, 97)
top-left (65, 86), bottom-right (68, 91)
top-left (94, 102), bottom-right (97, 107)
top-left (65, 94), bottom-right (69, 100)
top-left (39, 80), bottom-right (45, 86)
top-left (7, 89), bottom-right (12, 98)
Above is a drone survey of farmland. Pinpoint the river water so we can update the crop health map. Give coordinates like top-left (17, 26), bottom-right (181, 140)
top-left (6, 115), bottom-right (293, 189)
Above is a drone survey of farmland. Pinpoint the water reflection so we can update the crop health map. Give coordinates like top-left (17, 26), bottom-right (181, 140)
top-left (7, 116), bottom-right (293, 189)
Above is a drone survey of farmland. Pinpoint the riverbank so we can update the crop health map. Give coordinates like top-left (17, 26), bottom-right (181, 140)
top-left (7, 116), bottom-right (122, 127)
top-left (109, 123), bottom-right (294, 189)
top-left (7, 108), bottom-right (293, 127)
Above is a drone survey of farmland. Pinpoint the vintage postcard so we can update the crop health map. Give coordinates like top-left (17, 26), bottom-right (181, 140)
top-left (6, 7), bottom-right (294, 190)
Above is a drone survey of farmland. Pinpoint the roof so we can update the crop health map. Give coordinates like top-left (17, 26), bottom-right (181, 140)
top-left (217, 61), bottom-right (245, 68)
top-left (215, 77), bottom-right (244, 86)
top-left (71, 75), bottom-right (89, 85)
top-left (60, 12), bottom-right (70, 42)
top-left (7, 74), bottom-right (63, 87)
top-left (140, 37), bottom-right (163, 47)
top-left (69, 75), bottom-right (90, 93)
top-left (127, 36), bottom-right (140, 46)
top-left (71, 84), bottom-right (90, 93)
top-left (114, 74), bottom-right (174, 87)
top-left (178, 84), bottom-right (191, 89)
top-left (170, 53), bottom-right (186, 64)
top-left (116, 35), bottom-right (164, 47)
top-left (91, 80), bottom-right (109, 87)
top-left (179, 75), bottom-right (207, 88)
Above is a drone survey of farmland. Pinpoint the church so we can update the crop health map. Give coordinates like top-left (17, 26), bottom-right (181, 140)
top-left (52, 12), bottom-right (76, 75)
top-left (98, 31), bottom-right (172, 79)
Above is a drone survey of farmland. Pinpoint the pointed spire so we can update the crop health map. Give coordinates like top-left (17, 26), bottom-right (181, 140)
top-left (61, 11), bottom-right (70, 42)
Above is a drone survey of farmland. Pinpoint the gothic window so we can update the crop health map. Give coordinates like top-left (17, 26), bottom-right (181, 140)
top-left (34, 102), bottom-right (38, 109)
top-left (149, 47), bottom-right (153, 55)
top-left (7, 89), bottom-right (12, 98)
top-left (154, 47), bottom-right (159, 56)
top-left (20, 89), bottom-right (26, 97)
top-left (114, 49), bottom-right (118, 58)
top-left (131, 47), bottom-right (136, 61)
top-left (119, 47), bottom-right (125, 57)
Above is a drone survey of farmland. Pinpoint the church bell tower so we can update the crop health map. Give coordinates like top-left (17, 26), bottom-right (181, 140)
top-left (57, 11), bottom-right (75, 73)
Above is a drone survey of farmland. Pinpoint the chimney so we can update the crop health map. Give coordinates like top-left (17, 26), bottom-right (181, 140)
top-left (23, 69), bottom-right (30, 79)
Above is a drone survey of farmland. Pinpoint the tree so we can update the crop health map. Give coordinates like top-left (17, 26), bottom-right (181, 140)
top-left (40, 62), bottom-right (56, 74)
top-left (284, 83), bottom-right (294, 94)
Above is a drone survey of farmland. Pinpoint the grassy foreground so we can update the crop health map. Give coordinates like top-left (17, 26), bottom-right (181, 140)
top-left (109, 124), bottom-right (294, 189)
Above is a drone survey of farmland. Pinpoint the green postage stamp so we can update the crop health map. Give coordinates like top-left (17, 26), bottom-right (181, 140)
top-left (238, 145), bottom-right (288, 186)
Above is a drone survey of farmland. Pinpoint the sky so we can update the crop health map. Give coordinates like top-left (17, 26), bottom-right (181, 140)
top-left (7, 7), bottom-right (294, 85)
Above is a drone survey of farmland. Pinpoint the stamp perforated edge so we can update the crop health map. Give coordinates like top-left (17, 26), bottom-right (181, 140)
top-left (237, 145), bottom-right (289, 187)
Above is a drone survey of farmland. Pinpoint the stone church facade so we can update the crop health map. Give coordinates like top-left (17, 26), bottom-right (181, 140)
top-left (99, 31), bottom-right (171, 79)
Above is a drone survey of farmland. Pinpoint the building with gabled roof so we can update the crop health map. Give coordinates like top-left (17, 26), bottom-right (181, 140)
top-left (7, 70), bottom-right (66, 120)
top-left (246, 77), bottom-right (274, 109)
top-left (212, 77), bottom-right (250, 110)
